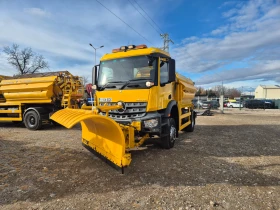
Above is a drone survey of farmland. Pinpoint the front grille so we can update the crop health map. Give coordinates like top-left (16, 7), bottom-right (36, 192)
top-left (99, 102), bottom-right (147, 120)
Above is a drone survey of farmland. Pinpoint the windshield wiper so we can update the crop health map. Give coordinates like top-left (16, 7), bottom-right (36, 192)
top-left (120, 78), bottom-right (148, 90)
top-left (99, 81), bottom-right (128, 91)
top-left (108, 81), bottom-right (127, 83)
top-left (99, 84), bottom-right (116, 91)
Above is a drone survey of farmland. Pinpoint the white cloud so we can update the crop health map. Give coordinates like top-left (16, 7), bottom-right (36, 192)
top-left (0, 55), bottom-right (17, 76)
top-left (51, 63), bottom-right (93, 81)
top-left (196, 60), bottom-right (280, 85)
top-left (172, 0), bottom-right (280, 86)
top-left (0, 0), bottom-right (164, 76)
top-left (218, 1), bottom-right (237, 9)
top-left (211, 26), bottom-right (228, 35)
top-left (181, 36), bottom-right (199, 43)
top-left (222, 8), bottom-right (238, 18)
top-left (0, 17), bottom-right (93, 61)
top-left (24, 8), bottom-right (51, 18)
top-left (275, 76), bottom-right (280, 83)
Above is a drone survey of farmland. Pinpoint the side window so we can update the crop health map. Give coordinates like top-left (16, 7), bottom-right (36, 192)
top-left (160, 60), bottom-right (168, 84)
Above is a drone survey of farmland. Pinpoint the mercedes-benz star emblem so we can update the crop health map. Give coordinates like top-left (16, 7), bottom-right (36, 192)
top-left (117, 101), bottom-right (126, 114)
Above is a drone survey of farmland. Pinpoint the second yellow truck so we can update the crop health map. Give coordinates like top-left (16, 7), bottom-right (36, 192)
top-left (0, 71), bottom-right (83, 130)
top-left (51, 44), bottom-right (197, 169)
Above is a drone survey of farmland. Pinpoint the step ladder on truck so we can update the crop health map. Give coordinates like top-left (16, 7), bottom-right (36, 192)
top-left (51, 44), bottom-right (197, 171)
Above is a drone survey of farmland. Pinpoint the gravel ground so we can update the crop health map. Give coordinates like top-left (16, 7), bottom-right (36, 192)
top-left (0, 109), bottom-right (280, 210)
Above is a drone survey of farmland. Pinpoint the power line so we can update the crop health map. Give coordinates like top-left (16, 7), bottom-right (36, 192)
top-left (95, 0), bottom-right (153, 45)
top-left (133, 0), bottom-right (164, 34)
top-left (127, 0), bottom-right (161, 34)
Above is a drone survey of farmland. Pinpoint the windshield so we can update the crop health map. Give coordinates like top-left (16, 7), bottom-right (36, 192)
top-left (97, 56), bottom-right (157, 86)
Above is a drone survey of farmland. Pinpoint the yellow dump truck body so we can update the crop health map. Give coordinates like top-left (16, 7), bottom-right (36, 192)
top-left (0, 75), bottom-right (12, 102)
top-left (51, 45), bottom-right (197, 170)
top-left (0, 71), bottom-right (83, 104)
top-left (1, 76), bottom-right (58, 103)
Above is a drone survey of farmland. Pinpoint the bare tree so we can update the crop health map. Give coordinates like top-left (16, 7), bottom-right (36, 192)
top-left (210, 85), bottom-right (241, 98)
top-left (213, 85), bottom-right (227, 97)
top-left (3, 44), bottom-right (49, 75)
top-left (195, 86), bottom-right (206, 96)
top-left (227, 88), bottom-right (241, 98)
top-left (82, 76), bottom-right (90, 86)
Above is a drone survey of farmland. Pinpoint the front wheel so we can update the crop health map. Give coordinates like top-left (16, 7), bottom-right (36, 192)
top-left (161, 118), bottom-right (176, 149)
top-left (24, 110), bottom-right (42, 130)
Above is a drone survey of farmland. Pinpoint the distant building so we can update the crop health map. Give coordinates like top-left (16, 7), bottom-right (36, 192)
top-left (255, 85), bottom-right (280, 99)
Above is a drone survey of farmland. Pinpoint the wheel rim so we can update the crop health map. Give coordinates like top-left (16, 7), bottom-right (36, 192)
top-left (170, 125), bottom-right (176, 143)
top-left (29, 116), bottom-right (36, 126)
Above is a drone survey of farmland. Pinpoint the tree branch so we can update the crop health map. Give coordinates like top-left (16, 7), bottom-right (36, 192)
top-left (3, 43), bottom-right (49, 75)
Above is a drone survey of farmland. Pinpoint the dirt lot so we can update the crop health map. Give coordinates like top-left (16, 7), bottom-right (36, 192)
top-left (0, 109), bottom-right (280, 210)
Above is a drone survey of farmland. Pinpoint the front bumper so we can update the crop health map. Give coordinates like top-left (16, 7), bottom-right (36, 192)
top-left (115, 111), bottom-right (162, 135)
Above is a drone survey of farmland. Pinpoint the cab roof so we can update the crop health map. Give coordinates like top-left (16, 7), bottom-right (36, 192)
top-left (100, 46), bottom-right (171, 61)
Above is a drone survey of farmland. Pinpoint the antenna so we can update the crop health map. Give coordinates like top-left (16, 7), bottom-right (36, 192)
top-left (160, 33), bottom-right (174, 52)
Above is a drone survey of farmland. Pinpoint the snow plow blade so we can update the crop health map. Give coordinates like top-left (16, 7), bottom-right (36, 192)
top-left (50, 108), bottom-right (131, 167)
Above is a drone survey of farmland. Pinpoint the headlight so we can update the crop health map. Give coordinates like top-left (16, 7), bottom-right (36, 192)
top-left (144, 119), bottom-right (159, 128)
top-left (146, 81), bottom-right (154, 87)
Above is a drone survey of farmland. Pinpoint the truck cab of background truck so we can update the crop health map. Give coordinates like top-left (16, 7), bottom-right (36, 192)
top-left (91, 44), bottom-right (196, 148)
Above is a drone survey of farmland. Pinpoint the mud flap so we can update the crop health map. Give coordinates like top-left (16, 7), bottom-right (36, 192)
top-left (50, 108), bottom-right (131, 167)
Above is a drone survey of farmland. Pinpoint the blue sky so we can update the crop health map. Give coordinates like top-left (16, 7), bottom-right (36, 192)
top-left (0, 0), bottom-right (279, 91)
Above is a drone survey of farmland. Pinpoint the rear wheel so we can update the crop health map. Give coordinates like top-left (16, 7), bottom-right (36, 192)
top-left (24, 110), bottom-right (42, 130)
top-left (161, 118), bottom-right (176, 149)
top-left (230, 105), bottom-right (233, 108)
top-left (185, 111), bottom-right (195, 132)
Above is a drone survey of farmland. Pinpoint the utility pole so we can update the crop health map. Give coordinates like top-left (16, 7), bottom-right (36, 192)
top-left (239, 86), bottom-right (243, 110)
top-left (220, 80), bottom-right (224, 114)
top-left (160, 33), bottom-right (174, 52)
top-left (88, 43), bottom-right (104, 107)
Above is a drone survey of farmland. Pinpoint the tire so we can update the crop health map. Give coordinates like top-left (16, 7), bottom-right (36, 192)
top-left (185, 111), bottom-right (195, 132)
top-left (230, 105), bottom-right (233, 108)
top-left (161, 118), bottom-right (176, 149)
top-left (24, 110), bottom-right (42, 130)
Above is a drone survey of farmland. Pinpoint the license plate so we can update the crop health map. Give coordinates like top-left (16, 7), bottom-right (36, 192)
top-left (99, 98), bottom-right (112, 102)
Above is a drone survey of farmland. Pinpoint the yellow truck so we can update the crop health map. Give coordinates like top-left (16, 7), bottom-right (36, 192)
top-left (51, 44), bottom-right (197, 170)
top-left (0, 71), bottom-right (83, 130)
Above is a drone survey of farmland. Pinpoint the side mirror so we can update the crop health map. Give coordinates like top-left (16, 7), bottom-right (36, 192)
top-left (168, 59), bottom-right (175, 82)
top-left (147, 55), bottom-right (155, 66)
top-left (92, 65), bottom-right (99, 85)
